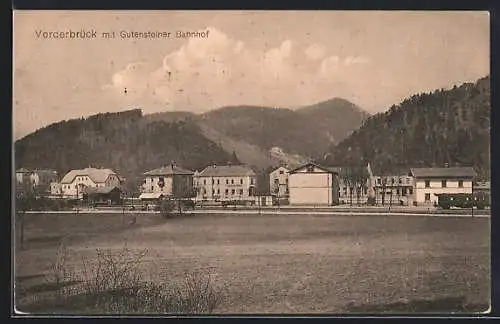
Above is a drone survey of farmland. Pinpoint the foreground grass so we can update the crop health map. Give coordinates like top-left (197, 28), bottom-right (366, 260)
top-left (15, 212), bottom-right (490, 314)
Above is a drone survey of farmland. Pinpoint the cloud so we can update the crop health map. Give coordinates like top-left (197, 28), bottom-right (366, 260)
top-left (104, 26), bottom-right (371, 111)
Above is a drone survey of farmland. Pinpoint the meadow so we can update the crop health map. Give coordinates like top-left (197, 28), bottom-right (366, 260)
top-left (14, 212), bottom-right (490, 314)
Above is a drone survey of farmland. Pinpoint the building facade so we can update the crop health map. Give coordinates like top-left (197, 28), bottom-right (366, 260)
top-left (194, 165), bottom-right (257, 203)
top-left (330, 165), bottom-right (373, 205)
top-left (409, 167), bottom-right (476, 205)
top-left (58, 167), bottom-right (122, 198)
top-left (269, 166), bottom-right (290, 199)
top-left (288, 162), bottom-right (340, 206)
top-left (140, 164), bottom-right (194, 199)
top-left (15, 168), bottom-right (59, 195)
top-left (372, 175), bottom-right (414, 206)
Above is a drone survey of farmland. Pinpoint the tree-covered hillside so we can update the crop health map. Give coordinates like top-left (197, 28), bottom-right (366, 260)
top-left (323, 76), bottom-right (490, 179)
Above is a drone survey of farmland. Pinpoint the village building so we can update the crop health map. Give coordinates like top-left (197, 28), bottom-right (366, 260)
top-left (194, 164), bottom-right (257, 204)
top-left (83, 186), bottom-right (123, 206)
top-left (58, 167), bottom-right (123, 199)
top-left (409, 167), bottom-right (476, 205)
top-left (269, 165), bottom-right (291, 202)
top-left (139, 163), bottom-right (194, 201)
top-left (330, 165), bottom-right (373, 205)
top-left (372, 174), bottom-right (414, 206)
top-left (288, 162), bottom-right (340, 206)
top-left (15, 168), bottom-right (59, 196)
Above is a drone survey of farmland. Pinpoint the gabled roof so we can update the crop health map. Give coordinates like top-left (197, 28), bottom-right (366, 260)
top-left (410, 167), bottom-right (476, 179)
top-left (60, 168), bottom-right (118, 184)
top-left (84, 185), bottom-right (121, 195)
top-left (289, 162), bottom-right (338, 174)
top-left (144, 165), bottom-right (194, 176)
top-left (198, 165), bottom-right (256, 177)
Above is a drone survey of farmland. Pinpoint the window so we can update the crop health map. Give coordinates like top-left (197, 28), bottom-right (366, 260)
top-left (212, 190), bottom-right (215, 196)
top-left (217, 189), bottom-right (220, 194)
top-left (396, 188), bottom-right (400, 195)
top-left (377, 178), bottom-right (381, 185)
top-left (442, 180), bottom-right (447, 188)
top-left (225, 189), bottom-right (228, 195)
top-left (231, 179), bottom-right (234, 184)
top-left (226, 179), bottom-right (229, 184)
top-left (212, 179), bottom-right (214, 185)
top-left (231, 189), bottom-right (235, 195)
top-left (151, 186), bottom-right (154, 191)
top-left (251, 178), bottom-right (255, 185)
top-left (402, 188), bottom-right (406, 196)
top-left (203, 179), bottom-right (206, 185)
top-left (274, 179), bottom-right (279, 184)
top-left (409, 188), bottom-right (413, 195)
top-left (240, 179), bottom-right (243, 185)
top-left (279, 170), bottom-right (284, 174)
top-left (458, 180), bottom-right (464, 188)
top-left (239, 189), bottom-right (244, 195)
top-left (217, 179), bottom-right (220, 185)
top-left (425, 193), bottom-right (431, 201)
top-left (425, 180), bottom-right (430, 188)
top-left (399, 179), bottom-right (402, 184)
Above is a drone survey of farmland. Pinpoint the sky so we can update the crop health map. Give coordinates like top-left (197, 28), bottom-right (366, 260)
top-left (13, 10), bottom-right (490, 140)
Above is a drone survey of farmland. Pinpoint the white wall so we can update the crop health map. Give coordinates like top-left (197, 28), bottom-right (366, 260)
top-left (142, 175), bottom-right (173, 195)
top-left (289, 172), bottom-right (333, 205)
top-left (194, 175), bottom-right (256, 201)
top-left (414, 179), bottom-right (472, 204)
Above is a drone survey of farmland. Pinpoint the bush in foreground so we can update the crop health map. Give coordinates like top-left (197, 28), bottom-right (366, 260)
top-left (22, 243), bottom-right (222, 314)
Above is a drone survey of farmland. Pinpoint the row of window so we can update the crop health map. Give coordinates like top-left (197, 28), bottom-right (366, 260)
top-left (424, 180), bottom-right (464, 188)
top-left (197, 178), bottom-right (255, 185)
top-left (376, 178), bottom-right (411, 185)
top-left (200, 188), bottom-right (252, 196)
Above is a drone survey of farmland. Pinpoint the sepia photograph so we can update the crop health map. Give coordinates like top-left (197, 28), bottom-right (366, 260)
top-left (12, 10), bottom-right (491, 315)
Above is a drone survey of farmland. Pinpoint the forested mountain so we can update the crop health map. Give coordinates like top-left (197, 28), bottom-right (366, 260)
top-left (14, 109), bottom-right (235, 191)
top-left (322, 76), bottom-right (491, 178)
top-left (200, 99), bottom-right (368, 159)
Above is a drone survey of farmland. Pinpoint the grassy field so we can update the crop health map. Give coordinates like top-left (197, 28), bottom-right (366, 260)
top-left (14, 212), bottom-right (490, 314)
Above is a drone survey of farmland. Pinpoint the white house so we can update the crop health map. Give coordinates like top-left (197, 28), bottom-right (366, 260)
top-left (194, 164), bottom-right (257, 204)
top-left (58, 167), bottom-right (123, 198)
top-left (409, 167), bottom-right (476, 205)
top-left (288, 162), bottom-right (340, 206)
top-left (140, 164), bottom-right (194, 200)
top-left (15, 168), bottom-right (59, 195)
top-left (269, 165), bottom-right (291, 199)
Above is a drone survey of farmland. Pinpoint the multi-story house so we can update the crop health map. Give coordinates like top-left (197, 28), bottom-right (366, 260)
top-left (140, 164), bottom-right (194, 200)
top-left (372, 174), bottom-right (414, 206)
top-left (269, 165), bottom-right (290, 199)
top-left (15, 168), bottom-right (59, 195)
top-left (194, 164), bottom-right (257, 204)
top-left (58, 167), bottom-right (123, 199)
top-left (409, 167), bottom-right (476, 205)
top-left (330, 165), bottom-right (373, 205)
top-left (288, 162), bottom-right (340, 206)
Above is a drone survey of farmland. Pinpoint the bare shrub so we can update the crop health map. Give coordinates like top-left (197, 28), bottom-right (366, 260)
top-left (45, 239), bottom-right (71, 287)
top-left (30, 243), bottom-right (223, 314)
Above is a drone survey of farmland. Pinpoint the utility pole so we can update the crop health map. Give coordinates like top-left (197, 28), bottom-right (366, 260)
top-left (471, 181), bottom-right (474, 218)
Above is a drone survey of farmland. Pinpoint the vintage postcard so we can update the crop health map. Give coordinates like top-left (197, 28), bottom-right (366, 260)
top-left (12, 10), bottom-right (491, 315)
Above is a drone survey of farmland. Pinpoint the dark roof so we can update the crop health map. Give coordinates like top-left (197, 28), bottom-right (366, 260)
top-left (197, 165), bottom-right (256, 177)
top-left (144, 165), bottom-right (194, 176)
top-left (84, 186), bottom-right (121, 195)
top-left (289, 162), bottom-right (338, 174)
top-left (410, 167), bottom-right (476, 179)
